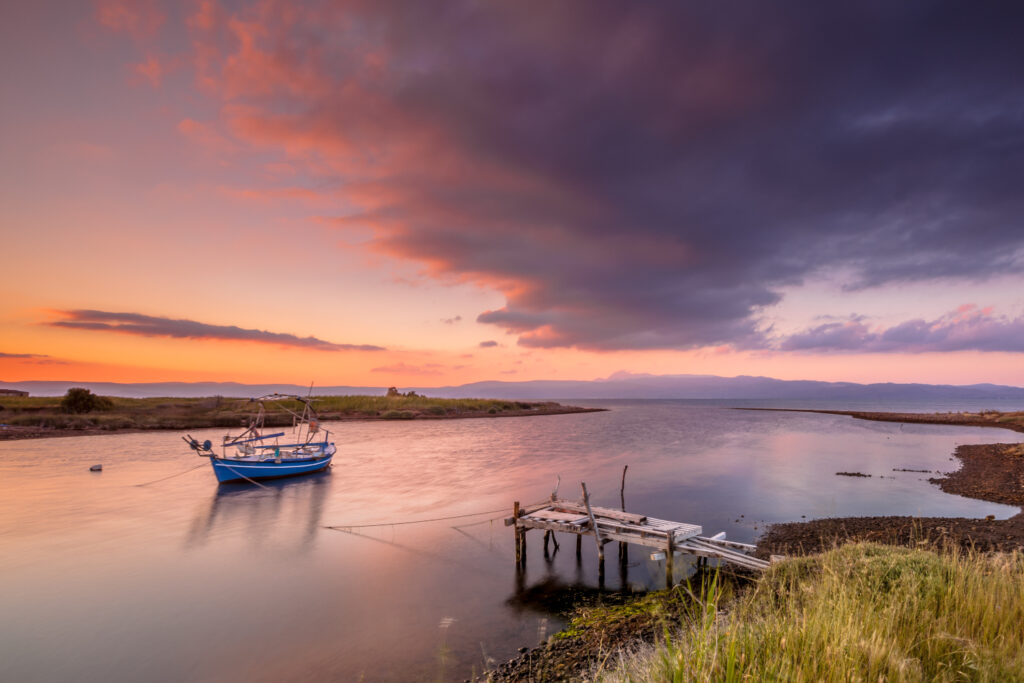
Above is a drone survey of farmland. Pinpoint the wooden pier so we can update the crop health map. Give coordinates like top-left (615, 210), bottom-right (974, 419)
top-left (505, 483), bottom-right (771, 586)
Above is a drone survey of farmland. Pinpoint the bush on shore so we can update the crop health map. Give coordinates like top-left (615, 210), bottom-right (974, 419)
top-left (60, 388), bottom-right (113, 414)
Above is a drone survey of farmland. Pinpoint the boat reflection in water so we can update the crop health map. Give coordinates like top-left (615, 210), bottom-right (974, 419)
top-left (184, 471), bottom-right (331, 553)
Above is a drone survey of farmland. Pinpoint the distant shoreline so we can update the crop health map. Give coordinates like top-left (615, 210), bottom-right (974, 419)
top-left (0, 395), bottom-right (604, 442)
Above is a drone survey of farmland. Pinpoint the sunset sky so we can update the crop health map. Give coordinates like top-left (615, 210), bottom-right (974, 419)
top-left (2, 1), bottom-right (1023, 387)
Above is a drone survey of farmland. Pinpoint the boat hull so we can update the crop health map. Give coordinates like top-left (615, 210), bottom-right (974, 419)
top-left (210, 453), bottom-right (333, 483)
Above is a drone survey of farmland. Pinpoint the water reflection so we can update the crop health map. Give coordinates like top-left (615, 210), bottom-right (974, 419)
top-left (185, 470), bottom-right (331, 553)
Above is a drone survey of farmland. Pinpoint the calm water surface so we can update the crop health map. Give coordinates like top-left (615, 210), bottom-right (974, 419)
top-left (2, 401), bottom-right (1022, 681)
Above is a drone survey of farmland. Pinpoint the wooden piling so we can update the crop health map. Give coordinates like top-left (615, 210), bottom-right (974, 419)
top-left (513, 501), bottom-right (522, 565)
top-left (666, 534), bottom-right (675, 588)
top-left (581, 482), bottom-right (604, 562)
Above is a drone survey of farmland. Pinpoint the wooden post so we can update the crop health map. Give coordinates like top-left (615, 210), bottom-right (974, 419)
top-left (618, 542), bottom-right (629, 592)
top-left (576, 534), bottom-right (582, 560)
top-left (513, 501), bottom-right (521, 565)
top-left (619, 465), bottom-right (629, 563)
top-left (620, 465), bottom-right (628, 511)
top-left (581, 482), bottom-right (604, 562)
top-left (543, 530), bottom-right (550, 556)
top-left (666, 533), bottom-right (675, 589)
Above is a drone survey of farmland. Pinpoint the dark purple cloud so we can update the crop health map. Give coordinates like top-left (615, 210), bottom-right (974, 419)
top-left (187, 2), bottom-right (1024, 350)
top-left (780, 306), bottom-right (1024, 353)
top-left (49, 310), bottom-right (385, 351)
top-left (478, 340), bottom-right (499, 348)
top-left (0, 352), bottom-right (50, 359)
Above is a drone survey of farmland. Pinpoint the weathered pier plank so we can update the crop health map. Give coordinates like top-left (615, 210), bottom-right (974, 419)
top-left (507, 495), bottom-right (771, 585)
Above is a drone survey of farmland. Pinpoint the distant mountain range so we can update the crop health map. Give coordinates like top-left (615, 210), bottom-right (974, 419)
top-left (3, 373), bottom-right (1024, 400)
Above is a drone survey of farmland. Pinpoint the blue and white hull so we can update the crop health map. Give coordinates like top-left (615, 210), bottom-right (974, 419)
top-left (210, 448), bottom-right (334, 483)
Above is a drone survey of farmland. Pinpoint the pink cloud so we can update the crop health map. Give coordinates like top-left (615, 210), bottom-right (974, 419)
top-left (133, 55), bottom-right (164, 86)
top-left (177, 118), bottom-right (239, 155)
top-left (370, 362), bottom-right (443, 375)
top-left (95, 0), bottom-right (165, 40)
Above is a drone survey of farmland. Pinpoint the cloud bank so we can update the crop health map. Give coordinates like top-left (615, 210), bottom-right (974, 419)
top-left (780, 306), bottom-right (1024, 354)
top-left (49, 310), bottom-right (384, 351)
top-left (118, 2), bottom-right (1024, 352)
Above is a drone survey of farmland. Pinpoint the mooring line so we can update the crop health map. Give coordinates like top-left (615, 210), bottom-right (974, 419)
top-left (323, 499), bottom-right (551, 530)
top-left (450, 513), bottom-right (508, 529)
top-left (217, 462), bottom-right (270, 489)
top-left (133, 462), bottom-right (208, 487)
top-left (324, 507), bottom-right (510, 530)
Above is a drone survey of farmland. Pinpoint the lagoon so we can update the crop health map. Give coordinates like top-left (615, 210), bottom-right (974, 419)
top-left (2, 400), bottom-right (1022, 681)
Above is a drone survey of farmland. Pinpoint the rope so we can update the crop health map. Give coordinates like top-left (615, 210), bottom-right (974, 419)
top-left (450, 514), bottom-right (507, 529)
top-left (324, 499), bottom-right (549, 530)
top-left (134, 462), bottom-right (208, 487)
top-left (217, 462), bottom-right (270, 489)
top-left (325, 508), bottom-right (509, 530)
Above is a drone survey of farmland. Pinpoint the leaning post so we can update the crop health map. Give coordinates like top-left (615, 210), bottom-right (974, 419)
top-left (581, 482), bottom-right (604, 562)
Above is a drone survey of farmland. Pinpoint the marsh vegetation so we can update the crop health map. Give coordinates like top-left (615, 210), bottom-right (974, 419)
top-left (0, 390), bottom-right (596, 439)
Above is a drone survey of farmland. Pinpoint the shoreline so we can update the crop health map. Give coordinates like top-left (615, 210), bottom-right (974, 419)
top-left (738, 406), bottom-right (1024, 433)
top-left (487, 409), bottom-right (1024, 680)
top-left (753, 407), bottom-right (1024, 556)
top-left (0, 403), bottom-right (605, 442)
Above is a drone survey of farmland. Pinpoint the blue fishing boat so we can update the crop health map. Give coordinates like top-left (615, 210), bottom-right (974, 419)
top-left (184, 393), bottom-right (335, 484)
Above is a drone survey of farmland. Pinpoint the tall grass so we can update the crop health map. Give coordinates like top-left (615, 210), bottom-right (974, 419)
top-left (601, 543), bottom-right (1024, 682)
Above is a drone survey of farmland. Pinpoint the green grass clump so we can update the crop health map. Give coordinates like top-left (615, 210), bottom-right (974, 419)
top-left (602, 543), bottom-right (1024, 682)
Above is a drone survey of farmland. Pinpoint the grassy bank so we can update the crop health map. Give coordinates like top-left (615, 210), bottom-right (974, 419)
top-left (597, 543), bottom-right (1024, 682)
top-left (783, 409), bottom-right (1024, 434)
top-left (0, 393), bottom-right (597, 438)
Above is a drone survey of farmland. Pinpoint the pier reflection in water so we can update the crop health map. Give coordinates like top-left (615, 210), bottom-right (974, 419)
top-left (1, 400), bottom-right (1022, 682)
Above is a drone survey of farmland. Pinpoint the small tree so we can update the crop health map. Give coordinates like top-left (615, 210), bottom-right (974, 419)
top-left (385, 387), bottom-right (401, 397)
top-left (61, 388), bottom-right (113, 414)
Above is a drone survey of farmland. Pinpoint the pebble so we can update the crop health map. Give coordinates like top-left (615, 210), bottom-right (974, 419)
top-left (89, 464), bottom-right (102, 472)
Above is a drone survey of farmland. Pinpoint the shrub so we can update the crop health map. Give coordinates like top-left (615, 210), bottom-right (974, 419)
top-left (60, 388), bottom-right (113, 414)
top-left (382, 410), bottom-right (415, 420)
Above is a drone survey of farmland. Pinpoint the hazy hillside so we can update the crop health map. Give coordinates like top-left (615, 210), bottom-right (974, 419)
top-left (4, 374), bottom-right (1024, 400)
